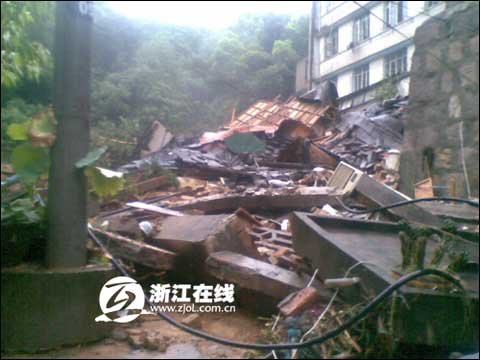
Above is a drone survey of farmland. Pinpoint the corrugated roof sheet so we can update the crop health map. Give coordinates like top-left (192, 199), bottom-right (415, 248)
top-left (229, 98), bottom-right (331, 130)
top-left (199, 97), bottom-right (333, 144)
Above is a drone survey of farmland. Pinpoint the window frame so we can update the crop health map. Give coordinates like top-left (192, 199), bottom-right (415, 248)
top-left (324, 27), bottom-right (339, 59)
top-left (384, 47), bottom-right (408, 78)
top-left (353, 64), bottom-right (370, 92)
top-left (384, 1), bottom-right (408, 28)
top-left (353, 12), bottom-right (370, 45)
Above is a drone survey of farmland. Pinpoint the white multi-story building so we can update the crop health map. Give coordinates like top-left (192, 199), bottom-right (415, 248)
top-left (298, 1), bottom-right (446, 111)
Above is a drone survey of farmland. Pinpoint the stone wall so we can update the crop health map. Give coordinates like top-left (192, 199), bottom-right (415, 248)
top-left (400, 2), bottom-right (479, 198)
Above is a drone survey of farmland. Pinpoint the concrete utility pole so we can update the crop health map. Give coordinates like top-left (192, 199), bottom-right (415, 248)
top-left (47, 1), bottom-right (93, 268)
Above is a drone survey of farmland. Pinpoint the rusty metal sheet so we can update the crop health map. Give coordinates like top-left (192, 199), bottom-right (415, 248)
top-left (200, 98), bottom-right (333, 145)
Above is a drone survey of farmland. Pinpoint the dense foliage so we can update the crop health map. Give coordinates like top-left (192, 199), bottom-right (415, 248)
top-left (1, 2), bottom-right (308, 167)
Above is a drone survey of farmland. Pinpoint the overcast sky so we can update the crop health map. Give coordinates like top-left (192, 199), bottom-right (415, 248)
top-left (107, 1), bottom-right (311, 28)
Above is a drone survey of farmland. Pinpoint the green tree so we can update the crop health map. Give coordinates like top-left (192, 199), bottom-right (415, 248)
top-left (1, 1), bottom-right (52, 88)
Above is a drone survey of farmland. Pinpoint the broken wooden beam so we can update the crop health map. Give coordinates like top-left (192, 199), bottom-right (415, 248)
top-left (126, 175), bottom-right (171, 195)
top-left (206, 251), bottom-right (331, 300)
top-left (126, 201), bottom-right (184, 217)
top-left (254, 241), bottom-right (294, 252)
top-left (174, 193), bottom-right (341, 213)
top-left (90, 227), bottom-right (176, 270)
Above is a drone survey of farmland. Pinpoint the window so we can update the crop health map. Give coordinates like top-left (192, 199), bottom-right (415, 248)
top-left (384, 48), bottom-right (408, 78)
top-left (353, 13), bottom-right (370, 45)
top-left (325, 27), bottom-right (338, 59)
top-left (353, 64), bottom-right (370, 91)
top-left (425, 1), bottom-right (441, 9)
top-left (385, 1), bottom-right (407, 27)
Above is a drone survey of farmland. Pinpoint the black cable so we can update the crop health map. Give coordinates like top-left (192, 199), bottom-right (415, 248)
top-left (336, 196), bottom-right (479, 215)
top-left (88, 226), bottom-right (465, 351)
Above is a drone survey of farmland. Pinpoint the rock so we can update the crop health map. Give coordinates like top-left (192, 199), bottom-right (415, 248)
top-left (144, 334), bottom-right (167, 352)
top-left (128, 333), bottom-right (146, 349)
top-left (111, 327), bottom-right (128, 341)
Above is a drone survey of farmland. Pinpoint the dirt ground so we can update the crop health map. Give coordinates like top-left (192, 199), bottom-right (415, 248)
top-left (4, 309), bottom-right (268, 359)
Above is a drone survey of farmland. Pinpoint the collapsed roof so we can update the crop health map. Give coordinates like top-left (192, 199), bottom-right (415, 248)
top-left (199, 96), bottom-right (338, 145)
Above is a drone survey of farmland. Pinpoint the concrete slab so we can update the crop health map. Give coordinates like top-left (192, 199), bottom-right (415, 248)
top-left (149, 215), bottom-right (260, 260)
top-left (354, 173), bottom-right (442, 227)
top-left (152, 215), bottom-right (228, 252)
top-left (206, 251), bottom-right (331, 300)
top-left (290, 212), bottom-right (479, 349)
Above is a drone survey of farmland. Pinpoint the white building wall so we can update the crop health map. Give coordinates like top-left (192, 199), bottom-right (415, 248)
top-left (370, 3), bottom-right (385, 37)
top-left (369, 58), bottom-right (384, 85)
top-left (407, 43), bottom-right (415, 72)
top-left (311, 1), bottom-right (446, 106)
top-left (397, 77), bottom-right (410, 96)
top-left (319, 1), bottom-right (370, 26)
top-left (312, 37), bottom-right (322, 79)
top-left (337, 70), bottom-right (353, 97)
top-left (337, 22), bottom-right (352, 53)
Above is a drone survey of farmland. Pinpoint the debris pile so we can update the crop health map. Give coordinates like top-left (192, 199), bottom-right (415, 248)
top-left (120, 95), bottom-right (406, 194)
top-left (314, 96), bottom-right (406, 188)
top-left (87, 93), bottom-right (478, 357)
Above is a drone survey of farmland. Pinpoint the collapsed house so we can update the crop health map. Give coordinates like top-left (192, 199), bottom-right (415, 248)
top-left (121, 93), bottom-right (405, 189)
top-left (89, 92), bottom-right (478, 357)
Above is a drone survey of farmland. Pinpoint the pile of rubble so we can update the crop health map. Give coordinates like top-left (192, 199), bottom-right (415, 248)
top-left (120, 94), bottom-right (406, 191)
top-left (88, 93), bottom-right (478, 357)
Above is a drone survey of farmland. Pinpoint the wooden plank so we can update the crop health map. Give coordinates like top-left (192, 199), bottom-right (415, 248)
top-left (126, 202), bottom-right (184, 217)
top-left (126, 175), bottom-right (170, 195)
top-left (174, 194), bottom-right (341, 213)
top-left (90, 227), bottom-right (176, 270)
top-left (415, 178), bottom-right (434, 199)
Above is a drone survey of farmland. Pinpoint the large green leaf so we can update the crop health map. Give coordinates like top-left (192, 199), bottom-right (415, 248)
top-left (225, 132), bottom-right (266, 154)
top-left (84, 166), bottom-right (125, 198)
top-left (7, 122), bottom-right (30, 140)
top-left (75, 147), bottom-right (108, 168)
top-left (29, 109), bottom-right (56, 147)
top-left (1, 198), bottom-right (41, 224)
top-left (11, 143), bottom-right (49, 183)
